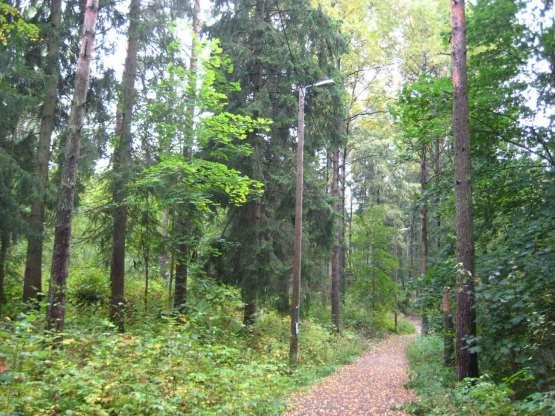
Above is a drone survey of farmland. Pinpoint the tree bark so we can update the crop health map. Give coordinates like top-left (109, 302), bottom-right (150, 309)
top-left (46, 0), bottom-right (99, 332)
top-left (174, 241), bottom-right (188, 312)
top-left (23, 0), bottom-right (63, 304)
top-left (173, 0), bottom-right (200, 313)
top-left (434, 138), bottom-right (442, 251)
top-left (0, 233), bottom-right (8, 314)
top-left (339, 146), bottom-right (347, 295)
top-left (442, 287), bottom-right (455, 366)
top-left (456, 283), bottom-right (476, 377)
top-left (420, 145), bottom-right (429, 334)
top-left (330, 148), bottom-right (341, 333)
top-left (109, 0), bottom-right (141, 333)
top-left (241, 0), bottom-right (266, 326)
top-left (451, 0), bottom-right (478, 379)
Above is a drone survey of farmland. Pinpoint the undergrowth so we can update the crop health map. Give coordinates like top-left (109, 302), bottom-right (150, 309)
top-left (405, 335), bottom-right (555, 416)
top-left (0, 278), bottom-right (374, 416)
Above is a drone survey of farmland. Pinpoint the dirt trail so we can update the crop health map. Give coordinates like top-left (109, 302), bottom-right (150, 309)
top-left (285, 320), bottom-right (420, 416)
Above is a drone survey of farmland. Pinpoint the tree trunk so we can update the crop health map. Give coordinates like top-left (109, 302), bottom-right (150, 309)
top-left (173, 0), bottom-right (200, 313)
top-left (144, 248), bottom-right (149, 313)
top-left (434, 138), bottom-right (442, 252)
top-left (242, 0), bottom-right (266, 326)
top-left (330, 148), bottom-right (341, 333)
top-left (23, 0), bottom-right (63, 304)
top-left (46, 0), bottom-right (99, 332)
top-left (451, 0), bottom-right (478, 379)
top-left (184, 0), bottom-right (200, 156)
top-left (109, 0), bottom-right (141, 333)
top-left (339, 146), bottom-right (347, 295)
top-left (0, 233), bottom-right (8, 314)
top-left (456, 283), bottom-right (477, 377)
top-left (173, 242), bottom-right (188, 312)
top-left (442, 287), bottom-right (455, 366)
top-left (159, 209), bottom-right (170, 280)
top-left (420, 145), bottom-right (429, 334)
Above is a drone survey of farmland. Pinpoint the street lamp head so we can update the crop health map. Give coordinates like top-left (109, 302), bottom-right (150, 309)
top-left (312, 79), bottom-right (335, 88)
top-left (308, 79), bottom-right (335, 89)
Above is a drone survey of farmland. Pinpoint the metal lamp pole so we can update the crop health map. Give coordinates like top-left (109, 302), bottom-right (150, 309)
top-left (290, 79), bottom-right (335, 367)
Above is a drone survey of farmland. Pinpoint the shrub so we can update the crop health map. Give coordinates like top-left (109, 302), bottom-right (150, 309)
top-left (406, 335), bottom-right (554, 416)
top-left (69, 267), bottom-right (109, 307)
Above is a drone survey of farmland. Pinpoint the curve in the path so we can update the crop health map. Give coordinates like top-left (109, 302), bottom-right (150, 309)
top-left (285, 327), bottom-right (417, 416)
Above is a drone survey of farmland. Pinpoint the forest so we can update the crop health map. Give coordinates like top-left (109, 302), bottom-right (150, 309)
top-left (0, 0), bottom-right (553, 415)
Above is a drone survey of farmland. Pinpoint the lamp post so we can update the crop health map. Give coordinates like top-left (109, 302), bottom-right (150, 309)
top-left (290, 79), bottom-right (335, 367)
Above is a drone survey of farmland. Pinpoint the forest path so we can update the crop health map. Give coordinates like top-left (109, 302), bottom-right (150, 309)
top-left (285, 318), bottom-right (420, 416)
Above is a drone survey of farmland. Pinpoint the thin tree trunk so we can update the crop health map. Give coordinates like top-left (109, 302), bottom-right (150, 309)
top-left (46, 0), bottom-right (99, 332)
top-left (242, 0), bottom-right (266, 326)
top-left (168, 253), bottom-right (174, 307)
top-left (173, 0), bottom-right (200, 313)
top-left (144, 249), bottom-right (149, 313)
top-left (442, 287), bottom-right (455, 366)
top-left (109, 0), bottom-right (141, 332)
top-left (23, 0), bottom-right (63, 304)
top-left (0, 233), bottom-right (9, 314)
top-left (434, 138), bottom-right (442, 252)
top-left (339, 146), bottom-right (347, 295)
top-left (159, 209), bottom-right (170, 280)
top-left (174, 243), bottom-right (188, 312)
top-left (184, 0), bottom-right (200, 157)
top-left (330, 148), bottom-right (341, 333)
top-left (451, 0), bottom-right (478, 379)
top-left (420, 145), bottom-right (429, 334)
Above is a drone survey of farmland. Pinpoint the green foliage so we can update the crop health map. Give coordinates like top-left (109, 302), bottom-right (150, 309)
top-left (348, 205), bottom-right (400, 325)
top-left (0, 3), bottom-right (39, 45)
top-left (405, 336), bottom-right (555, 416)
top-left (69, 267), bottom-right (109, 307)
top-left (0, 282), bottom-right (366, 415)
top-left (132, 157), bottom-right (263, 214)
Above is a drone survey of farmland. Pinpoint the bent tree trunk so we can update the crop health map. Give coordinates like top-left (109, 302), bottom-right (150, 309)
top-left (23, 0), bottom-right (63, 304)
top-left (451, 0), bottom-right (478, 379)
top-left (46, 0), bottom-right (99, 332)
top-left (109, 0), bottom-right (141, 333)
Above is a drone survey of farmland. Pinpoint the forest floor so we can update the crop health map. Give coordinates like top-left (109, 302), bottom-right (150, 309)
top-left (285, 319), bottom-right (420, 416)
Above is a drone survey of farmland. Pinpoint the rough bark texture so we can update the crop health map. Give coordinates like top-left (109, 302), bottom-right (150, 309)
top-left (23, 0), bottom-right (63, 304)
top-left (184, 0), bottom-right (200, 155)
top-left (241, 0), bottom-right (266, 326)
top-left (109, 0), bottom-right (141, 332)
top-left (420, 145), bottom-right (429, 334)
top-left (442, 287), bottom-right (455, 366)
top-left (451, 0), bottom-right (478, 379)
top-left (46, 0), bottom-right (99, 332)
top-left (456, 283), bottom-right (477, 378)
top-left (173, 0), bottom-right (200, 313)
top-left (174, 242), bottom-right (188, 313)
top-left (159, 209), bottom-right (170, 280)
top-left (339, 146), bottom-right (347, 294)
top-left (0, 233), bottom-right (8, 313)
top-left (290, 86), bottom-right (305, 367)
top-left (434, 138), bottom-right (442, 251)
top-left (330, 148), bottom-right (341, 333)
